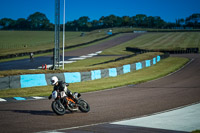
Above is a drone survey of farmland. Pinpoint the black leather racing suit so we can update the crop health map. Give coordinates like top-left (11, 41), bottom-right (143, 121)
top-left (49, 81), bottom-right (73, 99)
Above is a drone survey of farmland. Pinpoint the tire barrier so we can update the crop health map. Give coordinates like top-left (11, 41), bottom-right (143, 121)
top-left (126, 47), bottom-right (199, 54)
top-left (0, 54), bottom-right (169, 90)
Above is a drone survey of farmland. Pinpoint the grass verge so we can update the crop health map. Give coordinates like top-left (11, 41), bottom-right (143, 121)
top-left (0, 32), bottom-right (122, 63)
top-left (0, 57), bottom-right (189, 98)
top-left (192, 130), bottom-right (200, 133)
top-left (113, 32), bottom-right (200, 51)
top-left (0, 52), bottom-right (162, 77)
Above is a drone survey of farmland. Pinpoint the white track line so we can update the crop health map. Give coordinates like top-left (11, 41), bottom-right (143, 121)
top-left (80, 55), bottom-right (93, 58)
top-left (68, 57), bottom-right (86, 60)
top-left (0, 98), bottom-right (6, 102)
top-left (32, 97), bottom-right (46, 100)
top-left (59, 61), bottom-right (76, 64)
top-left (37, 51), bottom-right (102, 69)
top-left (88, 53), bottom-right (98, 56)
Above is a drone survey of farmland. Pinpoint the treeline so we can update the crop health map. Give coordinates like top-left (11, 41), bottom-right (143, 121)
top-left (0, 12), bottom-right (200, 31)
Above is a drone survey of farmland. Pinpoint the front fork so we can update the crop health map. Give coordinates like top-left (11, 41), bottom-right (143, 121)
top-left (55, 99), bottom-right (65, 109)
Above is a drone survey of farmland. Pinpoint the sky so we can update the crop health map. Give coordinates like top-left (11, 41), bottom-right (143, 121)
top-left (0, 0), bottom-right (200, 23)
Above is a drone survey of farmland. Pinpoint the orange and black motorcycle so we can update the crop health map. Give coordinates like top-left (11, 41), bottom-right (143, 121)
top-left (51, 90), bottom-right (90, 115)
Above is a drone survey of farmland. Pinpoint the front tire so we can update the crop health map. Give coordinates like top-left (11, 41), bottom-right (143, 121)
top-left (78, 99), bottom-right (90, 112)
top-left (51, 101), bottom-right (66, 115)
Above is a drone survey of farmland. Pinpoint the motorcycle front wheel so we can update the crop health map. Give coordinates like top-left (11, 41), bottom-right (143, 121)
top-left (78, 99), bottom-right (90, 113)
top-left (51, 100), bottom-right (66, 115)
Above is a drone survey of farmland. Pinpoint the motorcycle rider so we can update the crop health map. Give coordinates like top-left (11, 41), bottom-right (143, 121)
top-left (48, 76), bottom-right (78, 103)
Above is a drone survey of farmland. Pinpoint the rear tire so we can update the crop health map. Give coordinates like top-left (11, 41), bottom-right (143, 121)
top-left (51, 101), bottom-right (66, 115)
top-left (78, 99), bottom-right (90, 112)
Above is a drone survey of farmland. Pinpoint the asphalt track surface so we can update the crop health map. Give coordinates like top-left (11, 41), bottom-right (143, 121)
top-left (0, 33), bottom-right (200, 132)
top-left (0, 54), bottom-right (199, 133)
top-left (0, 33), bottom-right (143, 70)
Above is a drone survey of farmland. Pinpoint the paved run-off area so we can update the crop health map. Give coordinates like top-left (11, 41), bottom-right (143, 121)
top-left (112, 103), bottom-right (200, 132)
top-left (38, 103), bottom-right (200, 133)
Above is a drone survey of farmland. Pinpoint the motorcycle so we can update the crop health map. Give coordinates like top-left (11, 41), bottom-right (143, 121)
top-left (51, 90), bottom-right (90, 115)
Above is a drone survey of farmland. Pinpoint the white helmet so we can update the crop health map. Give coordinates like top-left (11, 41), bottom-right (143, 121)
top-left (50, 76), bottom-right (58, 85)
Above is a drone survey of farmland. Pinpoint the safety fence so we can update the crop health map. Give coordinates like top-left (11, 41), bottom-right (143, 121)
top-left (0, 54), bottom-right (169, 90)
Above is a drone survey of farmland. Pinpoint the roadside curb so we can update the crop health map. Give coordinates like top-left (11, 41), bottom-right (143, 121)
top-left (0, 96), bottom-right (48, 102)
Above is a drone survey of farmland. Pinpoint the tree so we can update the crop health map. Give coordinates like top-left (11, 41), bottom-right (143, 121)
top-left (116, 16), bottom-right (123, 27)
top-left (176, 18), bottom-right (185, 27)
top-left (185, 13), bottom-right (200, 28)
top-left (146, 16), bottom-right (155, 28)
top-left (129, 16), bottom-right (136, 27)
top-left (1, 12), bottom-right (199, 31)
top-left (99, 16), bottom-right (105, 27)
top-left (15, 18), bottom-right (29, 30)
top-left (27, 12), bottom-right (50, 30)
top-left (102, 14), bottom-right (121, 27)
top-left (154, 16), bottom-right (165, 28)
top-left (135, 14), bottom-right (147, 27)
top-left (77, 16), bottom-right (90, 27)
top-left (91, 20), bottom-right (100, 27)
top-left (0, 18), bottom-right (15, 29)
top-left (122, 16), bottom-right (130, 26)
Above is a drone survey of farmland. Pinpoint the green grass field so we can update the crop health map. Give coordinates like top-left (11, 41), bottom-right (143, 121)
top-left (0, 27), bottom-right (139, 57)
top-left (0, 57), bottom-right (189, 98)
top-left (0, 30), bottom-right (111, 56)
top-left (0, 52), bottom-right (162, 77)
top-left (103, 32), bottom-right (200, 54)
top-left (62, 52), bottom-right (163, 72)
top-left (1, 29), bottom-right (199, 57)
top-left (0, 30), bottom-right (199, 76)
top-left (0, 29), bottom-right (197, 97)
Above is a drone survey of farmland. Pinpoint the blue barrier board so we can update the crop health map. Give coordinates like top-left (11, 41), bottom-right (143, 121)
top-left (157, 56), bottom-right (161, 62)
top-left (146, 60), bottom-right (151, 67)
top-left (109, 68), bottom-right (117, 77)
top-left (13, 97), bottom-right (26, 100)
top-left (123, 64), bottom-right (131, 73)
top-left (64, 72), bottom-right (81, 83)
top-left (153, 57), bottom-right (156, 64)
top-left (91, 70), bottom-right (101, 80)
top-left (20, 74), bottom-right (47, 88)
top-left (136, 62), bottom-right (142, 70)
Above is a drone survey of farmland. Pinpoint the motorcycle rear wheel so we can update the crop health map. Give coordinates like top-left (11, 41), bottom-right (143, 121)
top-left (51, 101), bottom-right (66, 115)
top-left (78, 99), bottom-right (90, 112)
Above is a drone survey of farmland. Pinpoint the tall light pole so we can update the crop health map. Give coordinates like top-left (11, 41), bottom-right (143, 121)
top-left (62, 0), bottom-right (65, 69)
top-left (53, 0), bottom-right (60, 70)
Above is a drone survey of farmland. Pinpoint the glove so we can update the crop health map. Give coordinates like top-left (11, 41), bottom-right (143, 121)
top-left (48, 95), bottom-right (52, 100)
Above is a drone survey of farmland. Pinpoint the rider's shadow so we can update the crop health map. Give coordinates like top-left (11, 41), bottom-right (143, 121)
top-left (13, 110), bottom-right (55, 116)
top-left (1, 109), bottom-right (74, 116)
